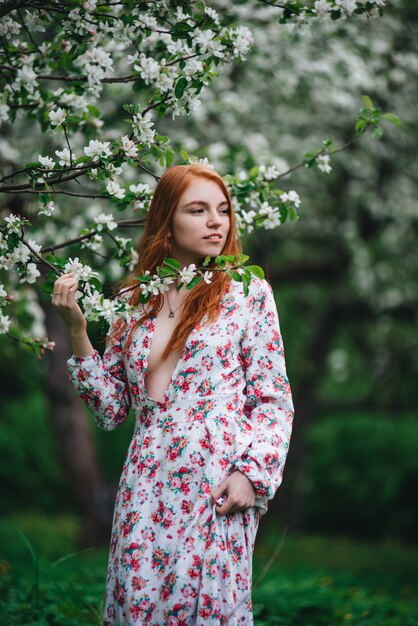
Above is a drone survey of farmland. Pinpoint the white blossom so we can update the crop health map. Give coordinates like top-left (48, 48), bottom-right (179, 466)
top-left (140, 276), bottom-right (175, 297)
top-left (178, 264), bottom-right (197, 284)
top-left (314, 0), bottom-right (331, 14)
top-left (55, 147), bottom-right (72, 166)
top-left (80, 290), bottom-right (103, 320)
top-left (48, 107), bottom-right (67, 126)
top-left (15, 65), bottom-right (38, 93)
top-left (335, 0), bottom-right (357, 15)
top-left (4, 214), bottom-right (24, 234)
top-left (280, 190), bottom-right (301, 207)
top-left (121, 135), bottom-right (138, 158)
top-left (105, 163), bottom-right (123, 177)
top-left (94, 212), bottom-right (118, 231)
top-left (38, 155), bottom-right (55, 169)
top-left (241, 209), bottom-right (257, 224)
top-left (0, 104), bottom-right (10, 123)
top-left (38, 201), bottom-right (55, 217)
top-left (263, 212), bottom-right (282, 230)
top-left (106, 180), bottom-right (125, 199)
top-left (25, 11), bottom-right (46, 33)
top-left (0, 254), bottom-right (13, 271)
top-left (127, 250), bottom-right (139, 272)
top-left (129, 183), bottom-right (151, 195)
top-left (100, 298), bottom-right (125, 324)
top-left (63, 257), bottom-right (99, 281)
top-left (82, 233), bottom-right (103, 252)
top-left (10, 239), bottom-right (41, 265)
top-left (134, 14), bottom-right (158, 30)
top-left (133, 53), bottom-right (161, 85)
top-left (203, 271), bottom-right (213, 284)
top-left (317, 153), bottom-right (332, 173)
top-left (132, 112), bottom-right (155, 145)
top-left (230, 26), bottom-right (254, 60)
top-left (258, 164), bottom-right (280, 181)
top-left (83, 0), bottom-right (97, 12)
top-left (21, 262), bottom-right (41, 284)
top-left (0, 313), bottom-right (11, 334)
top-left (0, 285), bottom-right (8, 300)
top-left (205, 7), bottom-right (220, 24)
top-left (76, 47), bottom-right (113, 72)
top-left (0, 16), bottom-right (22, 39)
top-left (83, 139), bottom-right (112, 161)
top-left (183, 59), bottom-right (204, 79)
top-left (10, 243), bottom-right (31, 265)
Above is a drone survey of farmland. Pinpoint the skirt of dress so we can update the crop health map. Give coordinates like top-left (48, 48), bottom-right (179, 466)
top-left (103, 400), bottom-right (262, 626)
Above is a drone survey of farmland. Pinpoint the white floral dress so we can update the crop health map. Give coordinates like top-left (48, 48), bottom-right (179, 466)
top-left (67, 277), bottom-right (294, 626)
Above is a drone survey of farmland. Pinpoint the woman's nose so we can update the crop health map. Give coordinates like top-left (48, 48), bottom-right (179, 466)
top-left (207, 210), bottom-right (221, 226)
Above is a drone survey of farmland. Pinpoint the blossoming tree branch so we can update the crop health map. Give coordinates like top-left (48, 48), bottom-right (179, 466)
top-left (0, 0), bottom-right (399, 356)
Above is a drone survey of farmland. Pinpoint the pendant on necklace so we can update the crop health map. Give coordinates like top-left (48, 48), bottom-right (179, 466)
top-left (168, 311), bottom-right (175, 318)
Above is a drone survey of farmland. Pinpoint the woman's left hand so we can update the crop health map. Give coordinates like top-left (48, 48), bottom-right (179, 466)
top-left (211, 470), bottom-right (256, 515)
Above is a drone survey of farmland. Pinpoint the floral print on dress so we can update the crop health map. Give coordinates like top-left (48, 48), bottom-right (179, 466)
top-left (67, 278), bottom-right (294, 625)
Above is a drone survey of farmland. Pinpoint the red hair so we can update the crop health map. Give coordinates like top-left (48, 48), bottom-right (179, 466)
top-left (112, 164), bottom-right (242, 359)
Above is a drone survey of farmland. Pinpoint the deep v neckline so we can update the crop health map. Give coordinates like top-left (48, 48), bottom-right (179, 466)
top-left (143, 314), bottom-right (195, 405)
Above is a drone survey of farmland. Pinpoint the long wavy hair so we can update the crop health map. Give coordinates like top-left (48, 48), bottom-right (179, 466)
top-left (111, 164), bottom-right (242, 359)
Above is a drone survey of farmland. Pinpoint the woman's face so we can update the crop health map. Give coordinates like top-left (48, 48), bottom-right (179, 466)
top-left (169, 176), bottom-right (231, 267)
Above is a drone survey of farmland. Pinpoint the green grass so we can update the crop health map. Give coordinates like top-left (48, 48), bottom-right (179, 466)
top-left (0, 514), bottom-right (417, 625)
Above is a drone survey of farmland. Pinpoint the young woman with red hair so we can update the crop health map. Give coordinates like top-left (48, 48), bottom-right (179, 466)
top-left (53, 164), bottom-right (294, 626)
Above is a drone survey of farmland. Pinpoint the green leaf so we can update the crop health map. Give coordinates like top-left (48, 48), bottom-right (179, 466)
top-left (361, 95), bottom-right (374, 110)
top-left (246, 265), bottom-right (265, 279)
top-left (165, 148), bottom-right (175, 167)
top-left (186, 275), bottom-right (202, 289)
top-left (135, 273), bottom-right (151, 283)
top-left (372, 126), bottom-right (384, 140)
top-left (382, 112), bottom-right (402, 128)
top-left (236, 253), bottom-right (250, 265)
top-left (157, 266), bottom-right (177, 278)
top-left (202, 256), bottom-right (211, 267)
top-left (162, 257), bottom-right (181, 270)
top-left (180, 149), bottom-right (189, 162)
top-left (355, 118), bottom-right (367, 135)
top-left (175, 77), bottom-right (187, 99)
top-left (242, 272), bottom-right (251, 296)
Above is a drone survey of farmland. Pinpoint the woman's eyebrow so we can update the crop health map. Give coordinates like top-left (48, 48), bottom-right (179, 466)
top-left (183, 200), bottom-right (229, 207)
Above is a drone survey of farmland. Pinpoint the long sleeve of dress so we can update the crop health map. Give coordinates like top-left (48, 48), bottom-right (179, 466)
top-left (67, 324), bottom-right (131, 431)
top-left (236, 278), bottom-right (294, 503)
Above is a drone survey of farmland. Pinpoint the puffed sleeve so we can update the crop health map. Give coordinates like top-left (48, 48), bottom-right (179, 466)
top-left (67, 319), bottom-right (131, 432)
top-left (236, 278), bottom-right (294, 506)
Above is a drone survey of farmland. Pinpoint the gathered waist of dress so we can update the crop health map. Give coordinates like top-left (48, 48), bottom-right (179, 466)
top-left (134, 392), bottom-right (248, 435)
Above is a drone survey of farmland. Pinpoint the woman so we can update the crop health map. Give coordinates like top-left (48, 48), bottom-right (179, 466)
top-left (53, 164), bottom-right (294, 626)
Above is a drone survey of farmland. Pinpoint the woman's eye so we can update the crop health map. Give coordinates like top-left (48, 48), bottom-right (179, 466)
top-left (191, 208), bottom-right (204, 213)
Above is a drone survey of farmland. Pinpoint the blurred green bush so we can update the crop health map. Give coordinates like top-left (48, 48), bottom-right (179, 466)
top-left (305, 412), bottom-right (418, 541)
top-left (0, 391), bottom-right (132, 514)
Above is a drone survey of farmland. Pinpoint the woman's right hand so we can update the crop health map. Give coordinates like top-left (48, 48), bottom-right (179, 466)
top-left (52, 273), bottom-right (86, 333)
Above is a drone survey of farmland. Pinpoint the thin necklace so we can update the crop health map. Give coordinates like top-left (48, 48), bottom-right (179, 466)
top-left (166, 289), bottom-right (183, 318)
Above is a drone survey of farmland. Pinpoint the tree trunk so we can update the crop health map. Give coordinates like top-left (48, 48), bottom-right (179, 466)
top-left (42, 299), bottom-right (115, 547)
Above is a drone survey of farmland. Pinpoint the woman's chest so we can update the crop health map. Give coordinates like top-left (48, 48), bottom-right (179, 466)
top-left (124, 298), bottom-right (246, 384)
